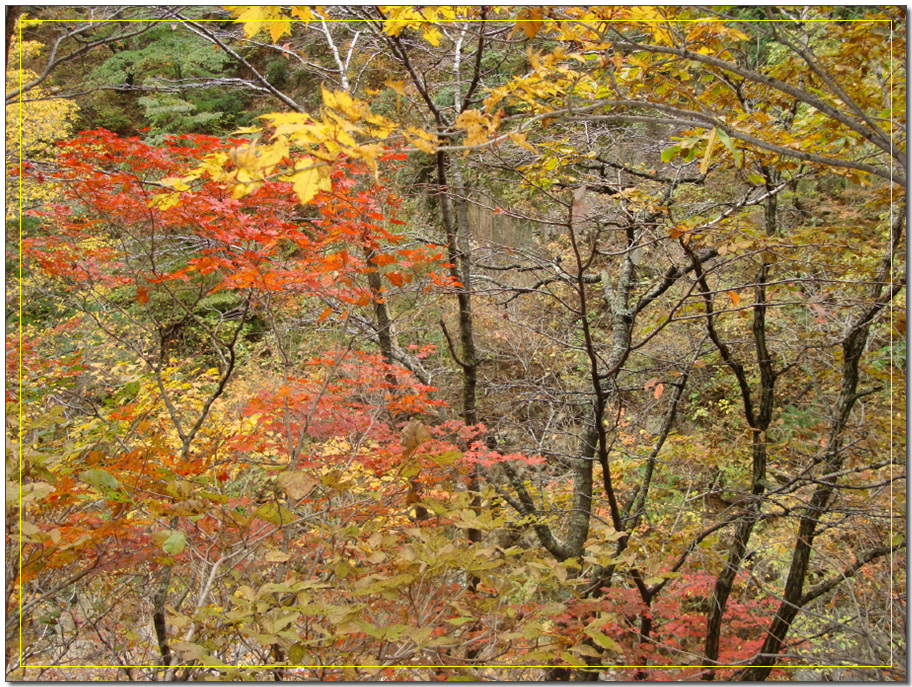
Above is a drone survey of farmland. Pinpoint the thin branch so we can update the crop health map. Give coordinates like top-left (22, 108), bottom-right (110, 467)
top-left (608, 37), bottom-right (901, 166)
top-left (169, 13), bottom-right (305, 114)
top-left (7, 18), bottom-right (155, 102)
top-left (439, 318), bottom-right (468, 370)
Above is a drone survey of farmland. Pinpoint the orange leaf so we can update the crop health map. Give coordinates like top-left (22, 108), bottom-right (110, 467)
top-left (387, 271), bottom-right (405, 287)
top-left (516, 7), bottom-right (544, 38)
top-left (728, 290), bottom-right (741, 306)
top-left (654, 383), bottom-right (664, 400)
top-left (371, 253), bottom-right (397, 267)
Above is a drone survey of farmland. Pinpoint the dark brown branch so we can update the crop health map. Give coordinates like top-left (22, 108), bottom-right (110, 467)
top-left (439, 318), bottom-right (468, 370)
top-left (459, 8), bottom-right (487, 110)
top-left (799, 543), bottom-right (905, 607)
top-left (635, 248), bottom-right (718, 314)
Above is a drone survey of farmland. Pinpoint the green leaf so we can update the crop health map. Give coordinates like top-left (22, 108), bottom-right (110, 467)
top-left (30, 406), bottom-right (65, 429)
top-left (700, 127), bottom-right (717, 175)
top-left (586, 629), bottom-right (621, 652)
top-left (171, 639), bottom-right (205, 661)
top-left (288, 643), bottom-right (310, 665)
top-left (574, 643), bottom-right (602, 658)
top-left (199, 490), bottom-right (228, 504)
top-left (9, 481), bottom-right (55, 504)
top-left (429, 450), bottom-right (462, 466)
top-left (162, 530), bottom-right (186, 555)
top-left (79, 468), bottom-right (120, 491)
top-left (171, 640), bottom-right (229, 668)
top-left (559, 651), bottom-right (586, 668)
top-left (660, 145), bottom-right (682, 163)
top-left (403, 626), bottom-right (433, 644)
top-left (399, 457), bottom-right (422, 480)
top-left (715, 126), bottom-right (741, 167)
top-left (255, 503), bottom-right (297, 525)
top-left (151, 530), bottom-right (170, 547)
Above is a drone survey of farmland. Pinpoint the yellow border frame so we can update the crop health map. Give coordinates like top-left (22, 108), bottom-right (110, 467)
top-left (10, 9), bottom-right (903, 679)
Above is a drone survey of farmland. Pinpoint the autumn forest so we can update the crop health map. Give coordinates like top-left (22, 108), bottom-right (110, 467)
top-left (5, 6), bottom-right (906, 681)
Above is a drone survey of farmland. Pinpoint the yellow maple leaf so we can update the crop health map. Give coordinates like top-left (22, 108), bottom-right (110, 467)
top-left (228, 144), bottom-right (260, 173)
top-left (259, 112), bottom-right (314, 139)
top-left (407, 128), bottom-right (439, 154)
top-left (226, 6), bottom-right (290, 41)
top-left (381, 6), bottom-right (420, 36)
top-left (385, 79), bottom-right (407, 97)
top-left (455, 109), bottom-right (495, 147)
top-left (322, 85), bottom-right (376, 124)
top-left (6, 35), bottom-right (79, 220)
top-left (160, 177), bottom-right (191, 192)
top-left (289, 6), bottom-right (315, 24)
top-left (509, 131), bottom-right (536, 152)
top-left (356, 143), bottom-right (384, 175)
top-left (268, 17), bottom-right (291, 42)
top-left (454, 109), bottom-right (488, 130)
top-left (150, 192), bottom-right (182, 211)
top-left (516, 7), bottom-right (545, 39)
top-left (422, 25), bottom-right (442, 47)
top-left (288, 165), bottom-right (332, 204)
top-left (419, 7), bottom-right (439, 22)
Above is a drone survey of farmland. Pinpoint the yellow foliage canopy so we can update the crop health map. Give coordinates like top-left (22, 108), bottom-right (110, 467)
top-left (6, 37), bottom-right (79, 220)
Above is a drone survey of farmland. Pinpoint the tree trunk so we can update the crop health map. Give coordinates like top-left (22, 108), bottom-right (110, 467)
top-left (5, 7), bottom-right (22, 69)
top-left (703, 182), bottom-right (779, 673)
top-left (737, 205), bottom-right (904, 680)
